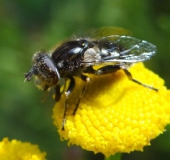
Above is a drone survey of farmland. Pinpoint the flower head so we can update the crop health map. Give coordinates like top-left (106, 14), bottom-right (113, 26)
top-left (0, 138), bottom-right (46, 160)
top-left (53, 63), bottom-right (170, 157)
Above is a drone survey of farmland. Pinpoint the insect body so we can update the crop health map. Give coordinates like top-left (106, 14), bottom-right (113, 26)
top-left (25, 34), bottom-right (158, 130)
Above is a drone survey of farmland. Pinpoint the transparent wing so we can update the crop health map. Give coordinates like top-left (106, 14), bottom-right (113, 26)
top-left (97, 35), bottom-right (156, 63)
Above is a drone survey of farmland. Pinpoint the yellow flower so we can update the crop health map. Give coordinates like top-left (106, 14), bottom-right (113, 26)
top-left (52, 63), bottom-right (170, 157)
top-left (0, 138), bottom-right (46, 160)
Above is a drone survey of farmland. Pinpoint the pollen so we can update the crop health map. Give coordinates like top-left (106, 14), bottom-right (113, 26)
top-left (0, 138), bottom-right (46, 160)
top-left (52, 63), bottom-right (170, 157)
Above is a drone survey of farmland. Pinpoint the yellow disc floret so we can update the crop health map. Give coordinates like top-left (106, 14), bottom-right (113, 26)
top-left (52, 63), bottom-right (170, 157)
top-left (0, 138), bottom-right (46, 160)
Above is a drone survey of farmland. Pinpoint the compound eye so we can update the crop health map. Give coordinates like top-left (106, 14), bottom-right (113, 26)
top-left (35, 54), bottom-right (60, 88)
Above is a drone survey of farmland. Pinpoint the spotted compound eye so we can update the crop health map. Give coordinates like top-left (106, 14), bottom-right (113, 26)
top-left (25, 52), bottom-right (60, 91)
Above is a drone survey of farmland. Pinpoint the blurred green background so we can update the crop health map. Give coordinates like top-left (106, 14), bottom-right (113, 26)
top-left (0, 0), bottom-right (170, 160)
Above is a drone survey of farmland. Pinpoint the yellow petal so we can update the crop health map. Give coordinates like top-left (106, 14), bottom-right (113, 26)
top-left (0, 138), bottom-right (46, 160)
top-left (52, 63), bottom-right (170, 157)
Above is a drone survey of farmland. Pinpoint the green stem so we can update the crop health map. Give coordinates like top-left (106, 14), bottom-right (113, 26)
top-left (104, 153), bottom-right (121, 160)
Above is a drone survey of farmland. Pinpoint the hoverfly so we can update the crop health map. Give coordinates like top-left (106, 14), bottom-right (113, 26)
top-left (25, 27), bottom-right (158, 130)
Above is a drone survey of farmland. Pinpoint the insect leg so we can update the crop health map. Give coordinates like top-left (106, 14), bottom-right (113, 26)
top-left (85, 65), bottom-right (158, 91)
top-left (84, 65), bottom-right (121, 75)
top-left (123, 69), bottom-right (158, 91)
top-left (54, 83), bottom-right (61, 102)
top-left (94, 65), bottom-right (121, 75)
top-left (62, 76), bottom-right (75, 130)
top-left (72, 74), bottom-right (90, 115)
